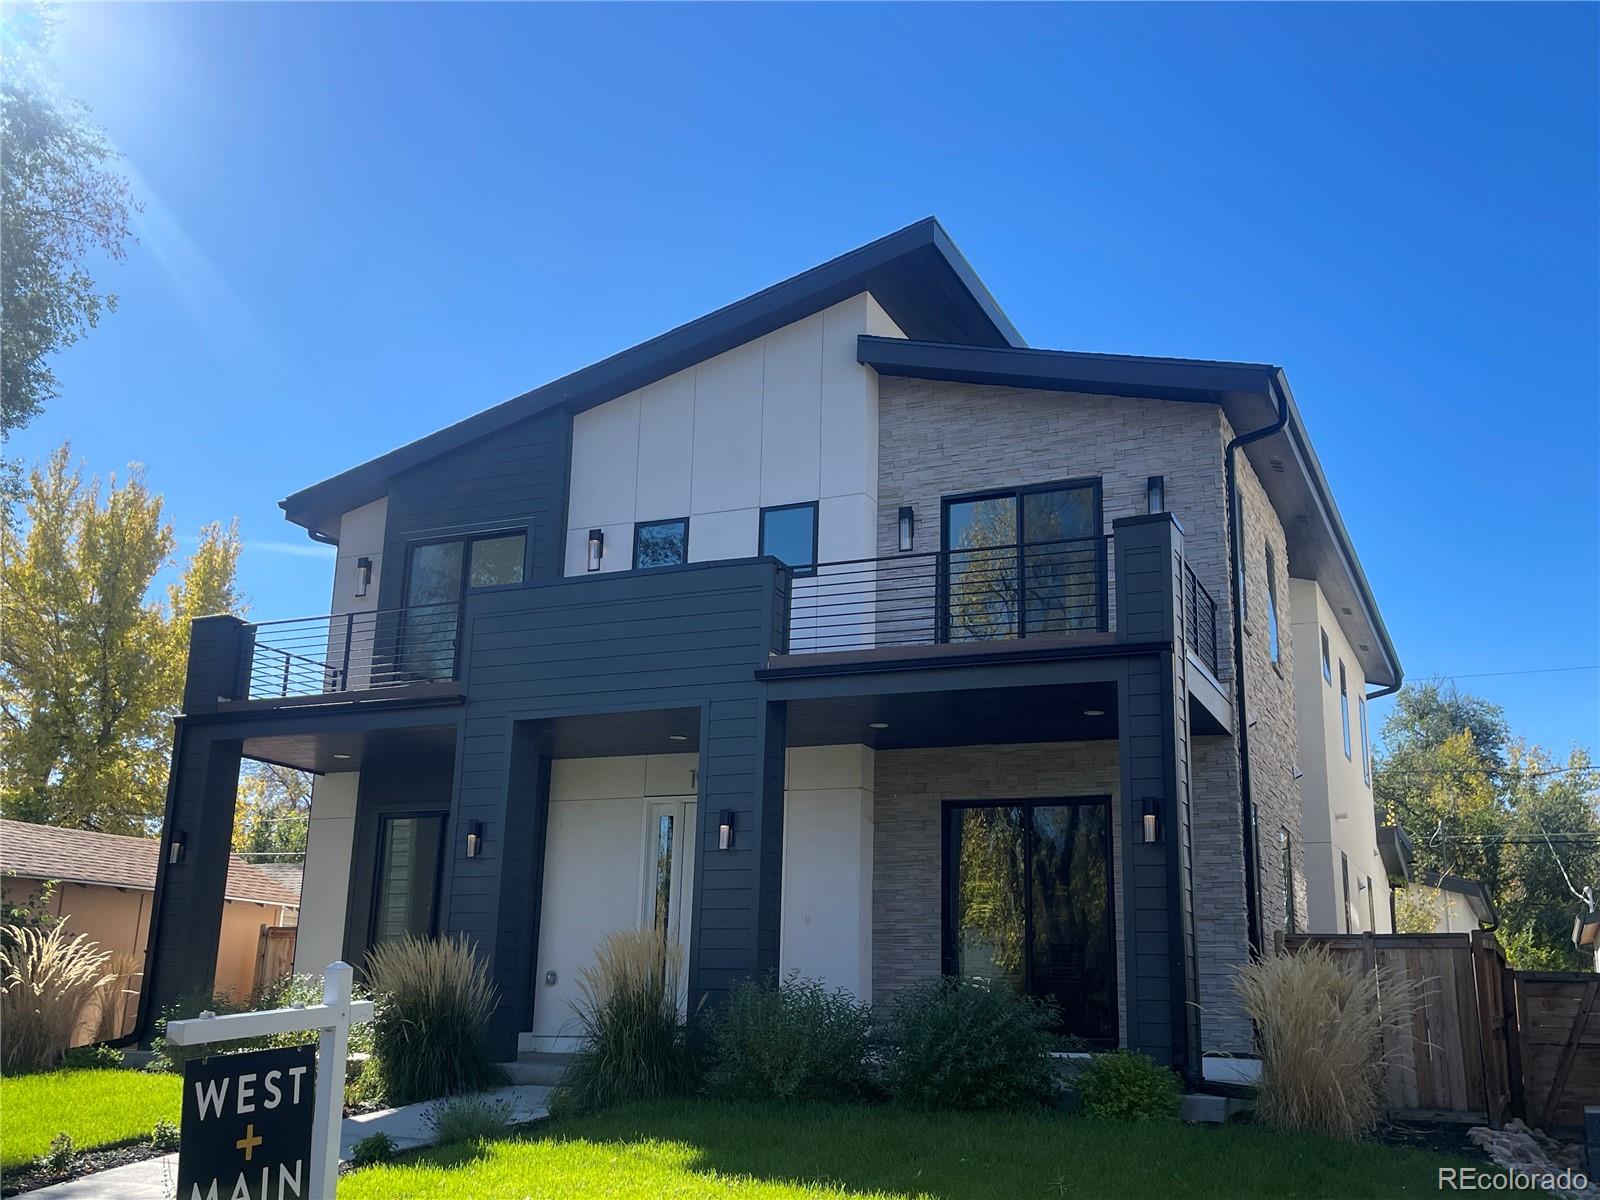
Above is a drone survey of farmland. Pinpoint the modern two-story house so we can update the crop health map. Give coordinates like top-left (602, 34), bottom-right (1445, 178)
top-left (138, 219), bottom-right (1401, 1076)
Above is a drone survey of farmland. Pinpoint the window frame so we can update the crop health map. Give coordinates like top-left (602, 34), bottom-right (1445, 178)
top-left (1321, 629), bottom-right (1332, 684)
top-left (759, 501), bottom-right (819, 578)
top-left (1265, 543), bottom-right (1281, 665)
top-left (1279, 826), bottom-right (1296, 934)
top-left (1358, 695), bottom-right (1371, 786)
top-left (1339, 661), bottom-right (1352, 760)
top-left (403, 528), bottom-right (530, 603)
top-left (632, 517), bottom-right (690, 571)
top-left (369, 810), bottom-right (450, 949)
top-left (1341, 851), bottom-right (1353, 934)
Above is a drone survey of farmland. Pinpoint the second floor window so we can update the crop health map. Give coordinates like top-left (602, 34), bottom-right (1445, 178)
top-left (1321, 629), bottom-right (1332, 683)
top-left (1359, 695), bottom-right (1371, 786)
top-left (1339, 661), bottom-right (1352, 759)
top-left (760, 502), bottom-right (818, 576)
top-left (1341, 851), bottom-right (1353, 933)
top-left (1265, 544), bottom-right (1281, 665)
top-left (407, 532), bottom-right (526, 607)
top-left (634, 518), bottom-right (687, 569)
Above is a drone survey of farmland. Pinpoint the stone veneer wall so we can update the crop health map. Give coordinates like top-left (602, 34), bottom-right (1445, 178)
top-left (871, 741), bottom-right (1127, 1043)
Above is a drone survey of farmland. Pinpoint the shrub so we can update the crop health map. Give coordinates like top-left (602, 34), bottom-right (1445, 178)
top-left (425, 1096), bottom-right (508, 1145)
top-left (148, 988), bottom-right (254, 1071)
top-left (62, 1042), bottom-right (124, 1070)
top-left (0, 923), bottom-right (114, 1072)
top-left (345, 1054), bottom-right (387, 1109)
top-left (877, 978), bottom-right (1059, 1111)
top-left (1235, 944), bottom-right (1418, 1140)
top-left (551, 929), bottom-right (697, 1116)
top-left (1073, 1050), bottom-right (1181, 1121)
top-left (349, 1131), bottom-right (397, 1167)
top-left (705, 974), bottom-right (872, 1103)
top-left (44, 1132), bottom-right (75, 1172)
top-left (365, 934), bottom-right (505, 1105)
top-left (82, 951), bottom-right (143, 1042)
top-left (150, 1119), bottom-right (181, 1151)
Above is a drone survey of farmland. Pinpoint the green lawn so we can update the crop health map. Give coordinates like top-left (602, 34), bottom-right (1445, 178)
top-left (342, 1100), bottom-right (1542, 1199)
top-left (0, 1068), bottom-right (182, 1171)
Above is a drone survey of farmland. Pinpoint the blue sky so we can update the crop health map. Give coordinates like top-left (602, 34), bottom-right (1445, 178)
top-left (13, 2), bottom-right (1598, 753)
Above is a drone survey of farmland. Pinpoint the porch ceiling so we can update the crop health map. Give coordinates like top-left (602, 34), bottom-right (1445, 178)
top-left (241, 724), bottom-right (457, 773)
top-left (786, 680), bottom-right (1117, 750)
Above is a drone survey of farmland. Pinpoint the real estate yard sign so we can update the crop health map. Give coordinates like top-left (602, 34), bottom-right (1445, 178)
top-left (176, 1044), bottom-right (314, 1200)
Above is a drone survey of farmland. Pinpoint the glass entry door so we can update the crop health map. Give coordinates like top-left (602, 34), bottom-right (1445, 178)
top-left (943, 797), bottom-right (1116, 1044)
top-left (641, 798), bottom-right (697, 990)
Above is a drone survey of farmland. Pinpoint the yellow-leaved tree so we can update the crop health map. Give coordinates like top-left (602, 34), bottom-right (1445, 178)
top-left (0, 445), bottom-right (242, 832)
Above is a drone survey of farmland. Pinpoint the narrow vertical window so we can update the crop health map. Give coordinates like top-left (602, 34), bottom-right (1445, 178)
top-left (1358, 695), bottom-right (1371, 785)
top-left (1279, 827), bottom-right (1296, 934)
top-left (1341, 852), bottom-right (1353, 934)
top-left (1339, 661), bottom-right (1352, 759)
top-left (1146, 475), bottom-right (1165, 515)
top-left (1265, 544), bottom-right (1281, 664)
top-left (1320, 630), bottom-right (1332, 683)
top-left (1366, 876), bottom-right (1377, 933)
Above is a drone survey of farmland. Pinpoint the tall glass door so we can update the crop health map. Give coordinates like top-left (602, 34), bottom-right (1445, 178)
top-left (944, 797), bottom-right (1115, 1044)
top-left (641, 798), bottom-right (697, 1001)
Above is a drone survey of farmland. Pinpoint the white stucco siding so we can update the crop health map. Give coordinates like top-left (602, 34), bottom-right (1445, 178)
top-left (330, 497), bottom-right (387, 612)
top-left (1291, 577), bottom-right (1389, 933)
top-left (293, 771), bottom-right (358, 975)
top-left (564, 294), bottom-right (904, 576)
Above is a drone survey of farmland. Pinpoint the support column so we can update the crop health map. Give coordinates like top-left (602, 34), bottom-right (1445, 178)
top-left (689, 697), bottom-right (787, 1009)
top-left (1113, 515), bottom-right (1202, 1077)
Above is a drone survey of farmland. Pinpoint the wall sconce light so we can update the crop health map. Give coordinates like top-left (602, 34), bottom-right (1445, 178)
top-left (168, 832), bottom-right (187, 865)
top-left (354, 556), bottom-right (372, 598)
top-left (1147, 476), bottom-right (1165, 515)
top-left (466, 820), bottom-right (484, 858)
top-left (897, 506), bottom-right (916, 552)
top-left (1572, 909), bottom-right (1599, 951)
top-left (586, 529), bottom-right (604, 572)
top-left (718, 809), bottom-right (735, 851)
top-left (1141, 799), bottom-right (1161, 844)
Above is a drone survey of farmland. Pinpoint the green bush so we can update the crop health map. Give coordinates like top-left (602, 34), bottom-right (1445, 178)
top-left (551, 929), bottom-right (698, 1116)
top-left (63, 1043), bottom-right (124, 1070)
top-left (149, 1118), bottom-right (181, 1150)
top-left (705, 975), bottom-right (872, 1103)
top-left (365, 934), bottom-right (505, 1105)
top-left (349, 1131), bottom-right (397, 1167)
top-left (877, 979), bottom-right (1059, 1111)
top-left (1073, 1050), bottom-right (1181, 1121)
top-left (44, 1132), bottom-right (75, 1172)
top-left (424, 1096), bottom-right (508, 1145)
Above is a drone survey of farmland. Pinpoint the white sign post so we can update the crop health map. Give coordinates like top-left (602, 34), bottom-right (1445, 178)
top-left (166, 962), bottom-right (374, 1199)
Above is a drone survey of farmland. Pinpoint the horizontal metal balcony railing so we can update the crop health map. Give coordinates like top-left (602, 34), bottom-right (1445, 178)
top-left (239, 602), bottom-right (460, 700)
top-left (784, 535), bottom-right (1112, 656)
top-left (1182, 564), bottom-right (1220, 676)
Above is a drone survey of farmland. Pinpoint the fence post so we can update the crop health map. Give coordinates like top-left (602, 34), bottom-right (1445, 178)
top-left (310, 962), bottom-right (355, 1199)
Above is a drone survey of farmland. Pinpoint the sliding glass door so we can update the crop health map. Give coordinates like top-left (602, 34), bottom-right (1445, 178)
top-left (944, 797), bottom-right (1115, 1044)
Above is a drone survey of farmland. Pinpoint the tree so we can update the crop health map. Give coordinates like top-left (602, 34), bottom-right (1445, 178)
top-left (1499, 743), bottom-right (1600, 971)
top-left (1, 3), bottom-right (138, 434)
top-left (232, 763), bottom-right (311, 860)
top-left (0, 446), bottom-right (242, 832)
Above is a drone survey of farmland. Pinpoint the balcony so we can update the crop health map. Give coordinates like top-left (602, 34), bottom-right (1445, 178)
top-left (239, 602), bottom-right (460, 701)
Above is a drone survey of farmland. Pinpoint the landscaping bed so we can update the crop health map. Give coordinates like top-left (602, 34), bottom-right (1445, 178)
top-left (0, 1067), bottom-right (181, 1194)
top-left (342, 1099), bottom-right (1549, 1199)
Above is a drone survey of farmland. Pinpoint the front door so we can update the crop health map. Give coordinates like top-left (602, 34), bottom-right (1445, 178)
top-left (943, 797), bottom-right (1116, 1045)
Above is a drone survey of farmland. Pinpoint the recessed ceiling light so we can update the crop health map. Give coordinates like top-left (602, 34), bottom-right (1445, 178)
top-left (869, 722), bottom-right (890, 730)
top-left (668, 734), bottom-right (688, 742)
top-left (1083, 709), bottom-right (1105, 717)
top-left (333, 753), bottom-right (352, 760)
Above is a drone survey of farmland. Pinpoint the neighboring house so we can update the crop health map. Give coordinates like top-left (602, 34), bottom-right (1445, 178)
top-left (1409, 870), bottom-right (1499, 934)
top-left (1, 818), bottom-right (301, 1031)
top-left (140, 219), bottom-right (1401, 1074)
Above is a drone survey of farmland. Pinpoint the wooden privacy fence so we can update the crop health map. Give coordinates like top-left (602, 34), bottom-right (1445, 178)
top-left (1282, 931), bottom-right (1598, 1131)
top-left (253, 924), bottom-right (297, 994)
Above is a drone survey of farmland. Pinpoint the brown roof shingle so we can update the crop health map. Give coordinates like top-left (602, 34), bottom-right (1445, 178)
top-left (0, 819), bottom-right (300, 907)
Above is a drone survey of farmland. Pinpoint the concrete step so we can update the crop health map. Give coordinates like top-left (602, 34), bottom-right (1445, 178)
top-left (500, 1051), bottom-right (573, 1087)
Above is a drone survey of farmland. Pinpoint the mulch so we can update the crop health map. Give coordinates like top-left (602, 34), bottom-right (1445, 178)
top-left (0, 1140), bottom-right (170, 1198)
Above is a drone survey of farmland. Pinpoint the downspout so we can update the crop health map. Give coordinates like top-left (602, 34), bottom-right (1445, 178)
top-left (1225, 376), bottom-right (1288, 958)
top-left (1365, 682), bottom-right (1401, 932)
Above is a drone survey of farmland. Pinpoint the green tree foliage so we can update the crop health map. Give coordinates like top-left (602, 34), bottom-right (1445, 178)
top-left (0, 446), bottom-right (242, 832)
top-left (1, 3), bottom-right (137, 434)
top-left (1373, 682), bottom-right (1599, 969)
top-left (232, 762), bottom-right (311, 860)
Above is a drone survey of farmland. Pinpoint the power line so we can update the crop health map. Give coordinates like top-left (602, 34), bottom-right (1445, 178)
top-left (1413, 665), bottom-right (1600, 681)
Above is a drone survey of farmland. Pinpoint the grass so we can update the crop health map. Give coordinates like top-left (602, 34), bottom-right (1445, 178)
top-left (0, 1068), bottom-right (182, 1171)
top-left (341, 1099), bottom-right (1546, 1199)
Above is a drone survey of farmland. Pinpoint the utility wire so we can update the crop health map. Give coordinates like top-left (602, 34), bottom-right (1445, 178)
top-left (1413, 665), bottom-right (1600, 681)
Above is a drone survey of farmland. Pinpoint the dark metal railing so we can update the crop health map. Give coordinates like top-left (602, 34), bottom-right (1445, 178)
top-left (239, 601), bottom-right (461, 700)
top-left (785, 535), bottom-right (1111, 655)
top-left (1183, 564), bottom-right (1219, 675)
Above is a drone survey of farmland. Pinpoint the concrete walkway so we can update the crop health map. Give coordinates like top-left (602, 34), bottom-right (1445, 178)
top-left (21, 1084), bottom-right (551, 1199)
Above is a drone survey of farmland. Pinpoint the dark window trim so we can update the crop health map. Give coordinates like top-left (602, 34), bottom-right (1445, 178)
top-left (1265, 543), bottom-right (1281, 665)
top-left (402, 528), bottom-right (531, 600)
top-left (1279, 826), bottom-right (1296, 934)
top-left (759, 501), bottom-right (819, 577)
top-left (632, 516), bottom-right (690, 570)
top-left (1339, 660), bottom-right (1352, 760)
top-left (939, 475), bottom-right (1105, 535)
top-left (938, 794), bottom-right (1118, 1047)
top-left (368, 810), bottom-right (450, 951)
top-left (1320, 629), bottom-right (1332, 684)
top-left (1341, 851), bottom-right (1353, 934)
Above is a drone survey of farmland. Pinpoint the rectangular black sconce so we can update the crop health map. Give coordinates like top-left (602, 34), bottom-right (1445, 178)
top-left (1147, 475), bottom-right (1165, 515)
top-left (354, 556), bottom-right (372, 598)
top-left (586, 529), bottom-right (604, 572)
top-left (1141, 798), bottom-right (1161, 844)
top-left (168, 832), bottom-right (187, 865)
top-left (465, 820), bottom-right (484, 859)
top-left (897, 506), bottom-right (915, 552)
top-left (718, 809), bottom-right (735, 851)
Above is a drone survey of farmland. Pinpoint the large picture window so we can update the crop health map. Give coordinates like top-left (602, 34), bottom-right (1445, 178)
top-left (372, 813), bottom-right (447, 945)
top-left (943, 796), bottom-right (1115, 1044)
top-left (941, 480), bottom-right (1105, 642)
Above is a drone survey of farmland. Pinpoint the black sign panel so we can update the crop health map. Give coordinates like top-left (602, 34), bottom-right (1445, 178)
top-left (177, 1044), bottom-right (315, 1200)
